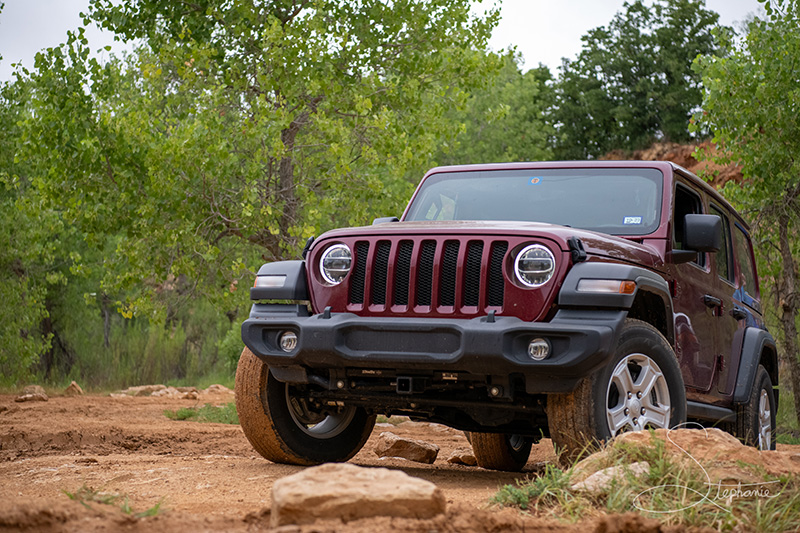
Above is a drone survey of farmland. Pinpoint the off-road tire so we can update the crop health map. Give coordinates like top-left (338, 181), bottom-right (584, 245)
top-left (469, 432), bottom-right (532, 472)
top-left (235, 347), bottom-right (376, 465)
top-left (547, 319), bottom-right (686, 464)
top-left (726, 365), bottom-right (776, 450)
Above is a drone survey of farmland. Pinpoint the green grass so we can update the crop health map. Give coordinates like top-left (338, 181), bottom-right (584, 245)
top-left (164, 402), bottom-right (239, 424)
top-left (64, 485), bottom-right (163, 518)
top-left (491, 431), bottom-right (800, 531)
top-left (776, 390), bottom-right (800, 444)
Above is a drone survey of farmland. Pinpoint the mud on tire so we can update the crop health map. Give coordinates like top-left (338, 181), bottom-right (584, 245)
top-left (235, 347), bottom-right (376, 465)
top-left (469, 432), bottom-right (532, 472)
top-left (547, 319), bottom-right (686, 464)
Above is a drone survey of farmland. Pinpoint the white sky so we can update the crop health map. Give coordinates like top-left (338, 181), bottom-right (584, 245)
top-left (0, 0), bottom-right (764, 82)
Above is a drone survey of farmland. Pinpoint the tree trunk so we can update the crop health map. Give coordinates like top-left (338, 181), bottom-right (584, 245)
top-left (777, 213), bottom-right (800, 425)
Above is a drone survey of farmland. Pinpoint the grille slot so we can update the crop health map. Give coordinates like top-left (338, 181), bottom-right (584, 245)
top-left (415, 241), bottom-right (436, 307)
top-left (487, 242), bottom-right (508, 307)
top-left (393, 241), bottom-right (413, 306)
top-left (439, 241), bottom-right (460, 307)
top-left (463, 241), bottom-right (484, 306)
top-left (349, 241), bottom-right (369, 304)
top-left (370, 241), bottom-right (391, 305)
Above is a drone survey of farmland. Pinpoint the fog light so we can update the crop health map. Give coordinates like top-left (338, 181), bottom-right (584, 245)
top-left (279, 331), bottom-right (298, 352)
top-left (528, 338), bottom-right (551, 360)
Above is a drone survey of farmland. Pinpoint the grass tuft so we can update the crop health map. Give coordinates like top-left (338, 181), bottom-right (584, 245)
top-left (64, 485), bottom-right (163, 517)
top-left (164, 402), bottom-right (239, 424)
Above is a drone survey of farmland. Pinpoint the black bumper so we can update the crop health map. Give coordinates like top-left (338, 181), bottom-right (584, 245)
top-left (241, 305), bottom-right (626, 394)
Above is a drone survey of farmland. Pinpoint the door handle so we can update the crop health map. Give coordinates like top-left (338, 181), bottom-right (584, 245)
top-left (731, 306), bottom-right (748, 320)
top-left (703, 294), bottom-right (722, 308)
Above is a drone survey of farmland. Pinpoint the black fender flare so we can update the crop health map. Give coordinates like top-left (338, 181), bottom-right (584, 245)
top-left (558, 262), bottom-right (674, 345)
top-left (733, 327), bottom-right (778, 405)
top-left (249, 260), bottom-right (309, 301)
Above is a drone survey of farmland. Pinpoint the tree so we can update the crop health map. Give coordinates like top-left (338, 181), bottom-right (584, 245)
top-left (553, 0), bottom-right (725, 159)
top-left (435, 54), bottom-right (554, 165)
top-left (693, 0), bottom-right (800, 423)
top-left (18, 0), bottom-right (500, 317)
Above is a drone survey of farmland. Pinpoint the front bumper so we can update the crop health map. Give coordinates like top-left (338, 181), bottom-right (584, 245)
top-left (241, 305), bottom-right (626, 394)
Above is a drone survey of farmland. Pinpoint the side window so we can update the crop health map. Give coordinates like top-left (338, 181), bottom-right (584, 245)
top-left (710, 205), bottom-right (733, 283)
top-left (733, 224), bottom-right (759, 300)
top-left (673, 184), bottom-right (706, 267)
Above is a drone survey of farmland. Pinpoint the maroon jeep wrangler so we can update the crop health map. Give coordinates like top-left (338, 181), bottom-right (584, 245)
top-left (236, 161), bottom-right (778, 471)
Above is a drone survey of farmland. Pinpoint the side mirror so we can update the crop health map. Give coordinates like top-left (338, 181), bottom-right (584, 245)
top-left (684, 214), bottom-right (721, 253)
top-left (372, 216), bottom-right (399, 225)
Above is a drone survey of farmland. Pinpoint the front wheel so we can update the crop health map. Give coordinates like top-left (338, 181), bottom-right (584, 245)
top-left (547, 319), bottom-right (686, 464)
top-left (235, 348), bottom-right (376, 465)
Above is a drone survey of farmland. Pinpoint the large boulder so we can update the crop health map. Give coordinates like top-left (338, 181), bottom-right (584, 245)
top-left (270, 463), bottom-right (446, 527)
top-left (572, 428), bottom-right (800, 486)
top-left (373, 431), bottom-right (439, 464)
top-left (63, 381), bottom-right (84, 397)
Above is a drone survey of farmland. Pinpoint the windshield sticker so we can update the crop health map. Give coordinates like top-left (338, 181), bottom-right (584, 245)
top-left (528, 177), bottom-right (542, 185)
top-left (623, 216), bottom-right (643, 225)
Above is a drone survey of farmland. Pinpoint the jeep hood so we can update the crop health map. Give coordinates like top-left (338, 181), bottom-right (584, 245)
top-left (313, 220), bottom-right (664, 269)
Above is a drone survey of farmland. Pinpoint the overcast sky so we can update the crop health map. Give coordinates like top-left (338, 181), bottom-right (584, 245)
top-left (0, 0), bottom-right (764, 82)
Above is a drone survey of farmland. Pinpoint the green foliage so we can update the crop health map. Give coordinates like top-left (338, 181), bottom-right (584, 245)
top-left (435, 54), bottom-right (554, 165)
top-left (164, 402), bottom-right (239, 425)
top-left (19, 0), bottom-right (500, 318)
top-left (553, 0), bottom-right (726, 159)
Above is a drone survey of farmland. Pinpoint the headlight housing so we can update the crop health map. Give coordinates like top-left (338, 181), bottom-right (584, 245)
top-left (319, 244), bottom-right (352, 285)
top-left (514, 244), bottom-right (555, 287)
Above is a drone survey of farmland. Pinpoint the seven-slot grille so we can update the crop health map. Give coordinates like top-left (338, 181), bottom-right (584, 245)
top-left (347, 238), bottom-right (508, 312)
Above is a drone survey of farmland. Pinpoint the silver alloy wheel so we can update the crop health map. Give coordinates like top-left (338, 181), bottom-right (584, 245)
top-left (758, 389), bottom-right (772, 450)
top-left (285, 386), bottom-right (356, 439)
top-left (606, 353), bottom-right (671, 435)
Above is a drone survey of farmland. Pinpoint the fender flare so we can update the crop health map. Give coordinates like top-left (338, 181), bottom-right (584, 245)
top-left (558, 262), bottom-right (674, 344)
top-left (733, 327), bottom-right (778, 405)
top-left (250, 260), bottom-right (309, 301)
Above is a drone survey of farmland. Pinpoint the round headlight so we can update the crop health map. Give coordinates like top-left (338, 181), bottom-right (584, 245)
top-left (319, 244), bottom-right (352, 285)
top-left (514, 244), bottom-right (555, 287)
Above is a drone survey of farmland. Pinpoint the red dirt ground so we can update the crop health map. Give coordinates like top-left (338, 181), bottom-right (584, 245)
top-left (0, 391), bottom-right (704, 532)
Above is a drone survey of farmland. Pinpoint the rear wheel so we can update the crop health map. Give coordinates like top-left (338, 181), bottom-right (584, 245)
top-left (469, 432), bottom-right (532, 472)
top-left (547, 319), bottom-right (686, 464)
top-left (726, 365), bottom-right (776, 450)
top-left (235, 348), bottom-right (376, 465)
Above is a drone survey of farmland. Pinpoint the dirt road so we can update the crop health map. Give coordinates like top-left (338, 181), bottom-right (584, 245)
top-left (0, 390), bottom-right (669, 532)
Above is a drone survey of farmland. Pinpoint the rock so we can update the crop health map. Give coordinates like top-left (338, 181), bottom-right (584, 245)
top-left (571, 462), bottom-right (650, 493)
top-left (573, 428), bottom-right (800, 487)
top-left (204, 384), bottom-right (232, 394)
top-left (63, 381), bottom-right (84, 397)
top-left (151, 387), bottom-right (181, 397)
top-left (374, 432), bottom-right (440, 464)
top-left (118, 385), bottom-right (166, 397)
top-left (15, 393), bottom-right (48, 403)
top-left (270, 463), bottom-right (445, 527)
top-left (176, 386), bottom-right (198, 394)
top-left (447, 448), bottom-right (478, 466)
top-left (22, 385), bottom-right (46, 396)
top-left (182, 391), bottom-right (198, 400)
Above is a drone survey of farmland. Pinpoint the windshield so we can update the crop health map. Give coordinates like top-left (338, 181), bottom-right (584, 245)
top-left (404, 168), bottom-right (663, 236)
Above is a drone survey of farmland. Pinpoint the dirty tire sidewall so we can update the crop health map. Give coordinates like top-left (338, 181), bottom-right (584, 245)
top-left (235, 347), bottom-right (375, 465)
top-left (469, 432), bottom-right (532, 472)
top-left (591, 319), bottom-right (686, 442)
top-left (731, 365), bottom-right (776, 450)
top-left (548, 319), bottom-right (686, 464)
